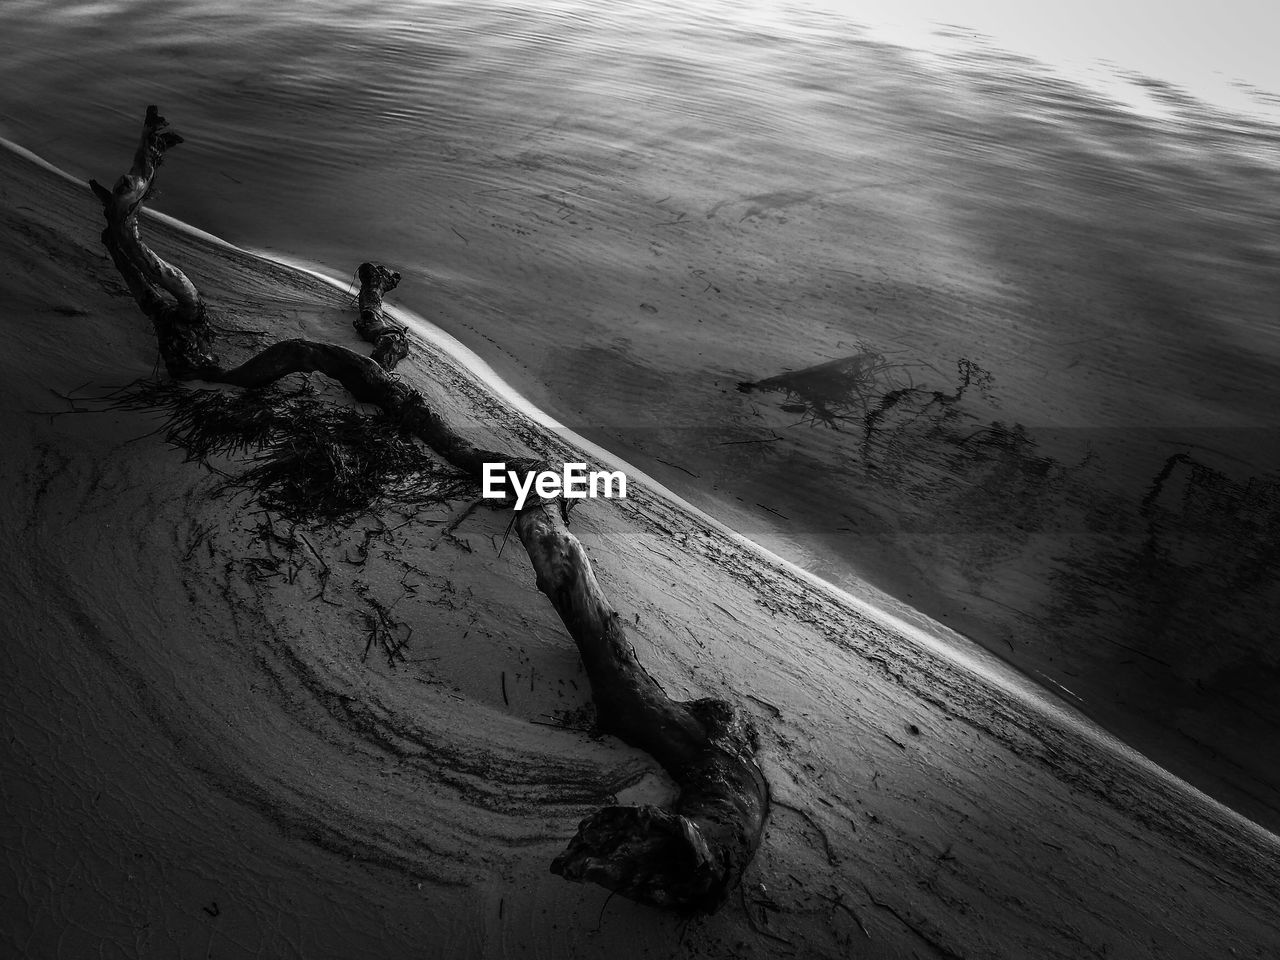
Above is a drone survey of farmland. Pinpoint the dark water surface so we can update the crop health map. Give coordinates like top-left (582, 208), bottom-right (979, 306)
top-left (4, 0), bottom-right (1280, 827)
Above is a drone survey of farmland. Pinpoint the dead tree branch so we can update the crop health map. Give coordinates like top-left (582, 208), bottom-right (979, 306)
top-left (354, 261), bottom-right (408, 370)
top-left (91, 105), bottom-right (769, 913)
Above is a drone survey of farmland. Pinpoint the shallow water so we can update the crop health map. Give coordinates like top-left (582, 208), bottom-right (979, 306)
top-left (4, 0), bottom-right (1280, 826)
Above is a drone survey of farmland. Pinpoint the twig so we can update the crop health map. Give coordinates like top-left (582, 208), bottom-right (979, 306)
top-left (286, 520), bottom-right (299, 584)
top-left (183, 522), bottom-right (214, 561)
top-left (496, 511), bottom-right (517, 559)
top-left (830, 892), bottom-right (870, 937)
top-left (861, 883), bottom-right (963, 960)
top-left (387, 624), bottom-right (413, 663)
top-left (773, 799), bottom-right (838, 866)
top-left (43, 385), bottom-right (96, 415)
top-left (433, 498), bottom-right (482, 552)
top-left (357, 590), bottom-right (408, 667)
top-left (711, 602), bottom-right (740, 624)
top-left (530, 716), bottom-right (592, 733)
top-left (739, 884), bottom-right (794, 948)
top-left (654, 457), bottom-right (699, 478)
top-left (344, 517), bottom-right (389, 565)
top-left (595, 890), bottom-right (617, 931)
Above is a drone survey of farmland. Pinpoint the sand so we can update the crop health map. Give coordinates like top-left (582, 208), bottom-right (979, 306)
top-left (3, 143), bottom-right (1279, 958)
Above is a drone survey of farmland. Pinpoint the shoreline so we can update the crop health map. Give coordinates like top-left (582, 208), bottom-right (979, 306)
top-left (263, 218), bottom-right (1270, 844)
top-left (4, 136), bottom-right (1280, 957)
top-left (266, 211), bottom-right (1280, 837)
top-left (266, 248), bottom-right (1072, 707)
top-left (84, 140), bottom-right (1280, 847)
top-left (27, 129), bottom-right (1269, 839)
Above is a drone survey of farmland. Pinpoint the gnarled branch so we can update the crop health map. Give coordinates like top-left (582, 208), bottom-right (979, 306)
top-left (90, 105), bottom-right (213, 378)
top-left (354, 261), bottom-right (408, 370)
top-left (92, 105), bottom-right (768, 912)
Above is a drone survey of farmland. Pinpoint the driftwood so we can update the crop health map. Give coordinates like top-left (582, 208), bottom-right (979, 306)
top-left (354, 261), bottom-right (408, 370)
top-left (91, 106), bottom-right (768, 912)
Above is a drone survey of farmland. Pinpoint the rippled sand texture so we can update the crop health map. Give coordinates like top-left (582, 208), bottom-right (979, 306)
top-left (4, 141), bottom-right (1280, 957)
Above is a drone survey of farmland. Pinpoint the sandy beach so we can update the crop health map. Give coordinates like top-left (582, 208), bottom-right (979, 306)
top-left (5, 0), bottom-right (1279, 843)
top-left (3, 132), bottom-right (1280, 960)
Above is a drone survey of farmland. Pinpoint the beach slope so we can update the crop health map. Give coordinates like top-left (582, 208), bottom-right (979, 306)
top-left (2, 143), bottom-right (1278, 959)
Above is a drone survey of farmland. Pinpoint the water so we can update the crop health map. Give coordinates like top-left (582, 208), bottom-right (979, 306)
top-left (4, 0), bottom-right (1280, 827)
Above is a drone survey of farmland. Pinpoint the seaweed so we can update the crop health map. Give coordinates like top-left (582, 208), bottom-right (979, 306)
top-left (111, 378), bottom-right (476, 522)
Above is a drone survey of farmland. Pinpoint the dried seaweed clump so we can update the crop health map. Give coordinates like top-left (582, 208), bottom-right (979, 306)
top-left (114, 378), bottom-right (475, 521)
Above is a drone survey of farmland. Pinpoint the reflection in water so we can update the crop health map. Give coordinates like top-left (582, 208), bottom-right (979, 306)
top-left (742, 349), bottom-right (1280, 824)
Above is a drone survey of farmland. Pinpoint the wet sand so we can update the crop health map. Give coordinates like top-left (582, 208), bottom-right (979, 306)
top-left (5, 3), bottom-right (1278, 835)
top-left (3, 143), bottom-right (1280, 957)
top-left (383, 74), bottom-right (1280, 831)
